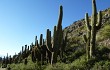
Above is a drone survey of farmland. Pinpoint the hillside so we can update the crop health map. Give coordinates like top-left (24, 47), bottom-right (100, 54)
top-left (1, 1), bottom-right (110, 70)
top-left (64, 7), bottom-right (110, 48)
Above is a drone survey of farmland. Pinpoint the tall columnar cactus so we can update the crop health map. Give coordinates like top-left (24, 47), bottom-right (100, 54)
top-left (22, 46), bottom-right (24, 54)
top-left (61, 33), bottom-right (67, 59)
top-left (83, 13), bottom-right (91, 59)
top-left (35, 36), bottom-right (37, 46)
top-left (2, 56), bottom-right (6, 67)
top-left (39, 34), bottom-right (47, 65)
top-left (40, 34), bottom-right (43, 46)
top-left (46, 29), bottom-right (52, 51)
top-left (56, 5), bottom-right (63, 48)
top-left (25, 45), bottom-right (27, 54)
top-left (53, 5), bottom-right (63, 63)
top-left (30, 42), bottom-right (34, 51)
top-left (28, 46), bottom-right (29, 51)
top-left (31, 48), bottom-right (36, 62)
top-left (43, 39), bottom-right (45, 45)
top-left (84, 0), bottom-right (102, 58)
top-left (46, 29), bottom-right (52, 63)
top-left (46, 5), bottom-right (63, 65)
top-left (9, 55), bottom-right (12, 64)
top-left (6, 53), bottom-right (9, 66)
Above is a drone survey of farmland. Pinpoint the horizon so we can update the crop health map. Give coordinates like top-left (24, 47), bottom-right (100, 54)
top-left (0, 0), bottom-right (110, 57)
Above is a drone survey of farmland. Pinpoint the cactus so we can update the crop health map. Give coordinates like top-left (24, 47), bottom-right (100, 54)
top-left (30, 42), bottom-right (34, 51)
top-left (84, 0), bottom-right (102, 58)
top-left (35, 36), bottom-right (37, 46)
top-left (40, 34), bottom-right (43, 45)
top-left (83, 13), bottom-right (91, 59)
top-left (2, 56), bottom-right (6, 68)
top-left (22, 46), bottom-right (24, 54)
top-left (46, 29), bottom-right (52, 63)
top-left (39, 34), bottom-right (47, 65)
top-left (46, 29), bottom-right (52, 51)
top-left (52, 5), bottom-right (63, 64)
top-left (61, 33), bottom-right (67, 60)
top-left (6, 53), bottom-right (9, 65)
top-left (25, 45), bottom-right (27, 54)
top-left (9, 55), bottom-right (12, 64)
top-left (46, 5), bottom-right (63, 65)
top-left (28, 46), bottom-right (29, 51)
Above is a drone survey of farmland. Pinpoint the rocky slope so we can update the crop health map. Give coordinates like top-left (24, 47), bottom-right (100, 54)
top-left (63, 8), bottom-right (110, 48)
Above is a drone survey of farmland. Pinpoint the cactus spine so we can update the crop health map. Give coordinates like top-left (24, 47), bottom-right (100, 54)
top-left (84, 0), bottom-right (102, 58)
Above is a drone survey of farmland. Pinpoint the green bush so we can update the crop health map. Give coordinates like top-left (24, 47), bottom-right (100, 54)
top-left (97, 24), bottom-right (110, 41)
top-left (44, 63), bottom-right (70, 70)
top-left (92, 61), bottom-right (110, 70)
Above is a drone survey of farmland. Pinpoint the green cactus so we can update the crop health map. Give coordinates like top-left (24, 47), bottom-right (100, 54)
top-left (2, 56), bottom-right (6, 68)
top-left (27, 46), bottom-right (29, 51)
top-left (43, 39), bottom-right (45, 45)
top-left (52, 5), bottom-right (63, 64)
top-left (40, 34), bottom-right (43, 45)
top-left (46, 29), bottom-right (52, 51)
top-left (39, 34), bottom-right (47, 65)
top-left (61, 33), bottom-right (67, 60)
top-left (46, 29), bottom-right (52, 63)
top-left (5, 53), bottom-right (9, 67)
top-left (35, 36), bottom-right (37, 46)
top-left (30, 42), bottom-right (34, 51)
top-left (84, 0), bottom-right (102, 58)
top-left (31, 47), bottom-right (36, 62)
top-left (25, 45), bottom-right (27, 54)
top-left (46, 5), bottom-right (63, 65)
top-left (22, 46), bottom-right (24, 54)
top-left (9, 55), bottom-right (12, 64)
top-left (83, 13), bottom-right (91, 59)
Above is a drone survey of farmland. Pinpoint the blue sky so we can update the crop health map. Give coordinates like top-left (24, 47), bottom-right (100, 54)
top-left (0, 0), bottom-right (110, 57)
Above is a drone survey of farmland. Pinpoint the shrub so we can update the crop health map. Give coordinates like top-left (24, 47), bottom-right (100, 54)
top-left (97, 24), bottom-right (110, 41)
top-left (92, 61), bottom-right (110, 70)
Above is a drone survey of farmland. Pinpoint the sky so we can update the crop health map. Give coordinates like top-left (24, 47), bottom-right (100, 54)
top-left (0, 0), bottom-right (110, 57)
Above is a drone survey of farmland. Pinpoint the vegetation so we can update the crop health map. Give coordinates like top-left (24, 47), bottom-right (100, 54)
top-left (1, 0), bottom-right (110, 70)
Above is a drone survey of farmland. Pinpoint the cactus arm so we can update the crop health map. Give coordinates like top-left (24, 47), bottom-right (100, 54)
top-left (35, 36), bottom-right (37, 46)
top-left (37, 40), bottom-right (41, 50)
top-left (85, 13), bottom-right (91, 31)
top-left (92, 0), bottom-right (97, 18)
top-left (40, 34), bottom-right (43, 45)
top-left (96, 11), bottom-right (102, 30)
top-left (43, 39), bottom-right (45, 45)
top-left (46, 29), bottom-right (52, 52)
top-left (53, 26), bottom-right (56, 49)
top-left (57, 5), bottom-right (63, 30)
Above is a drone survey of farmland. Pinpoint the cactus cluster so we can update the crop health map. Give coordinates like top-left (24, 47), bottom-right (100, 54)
top-left (30, 5), bottom-right (66, 65)
top-left (83, 0), bottom-right (102, 59)
top-left (1, 6), bottom-right (67, 67)
top-left (2, 53), bottom-right (12, 67)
